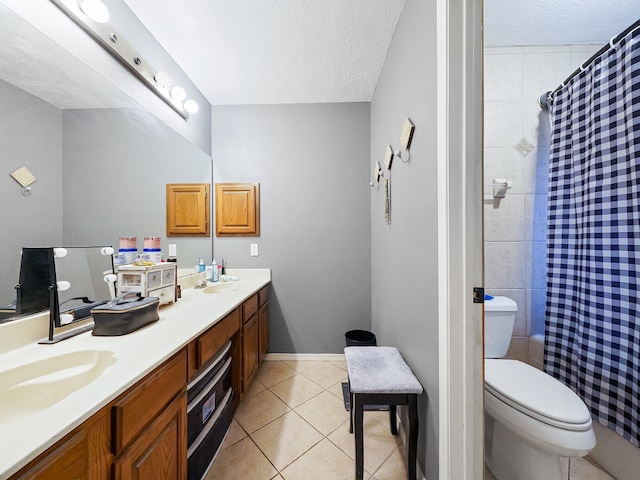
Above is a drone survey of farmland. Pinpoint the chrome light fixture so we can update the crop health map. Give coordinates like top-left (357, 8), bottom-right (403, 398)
top-left (50, 0), bottom-right (199, 119)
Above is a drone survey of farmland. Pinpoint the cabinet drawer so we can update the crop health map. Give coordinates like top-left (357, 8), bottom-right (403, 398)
top-left (258, 285), bottom-right (269, 306)
top-left (242, 294), bottom-right (258, 323)
top-left (196, 307), bottom-right (240, 369)
top-left (148, 271), bottom-right (162, 289)
top-left (112, 350), bottom-right (187, 452)
top-left (148, 285), bottom-right (175, 305)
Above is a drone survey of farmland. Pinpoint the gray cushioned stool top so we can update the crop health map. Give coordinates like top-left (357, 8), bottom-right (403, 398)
top-left (344, 346), bottom-right (423, 395)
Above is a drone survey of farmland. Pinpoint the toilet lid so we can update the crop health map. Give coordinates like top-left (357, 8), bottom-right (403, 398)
top-left (485, 359), bottom-right (592, 430)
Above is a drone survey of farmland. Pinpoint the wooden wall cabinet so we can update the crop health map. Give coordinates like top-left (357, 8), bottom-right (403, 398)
top-left (166, 183), bottom-right (210, 237)
top-left (215, 183), bottom-right (260, 236)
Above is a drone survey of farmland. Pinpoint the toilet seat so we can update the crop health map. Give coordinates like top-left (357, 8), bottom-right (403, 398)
top-left (485, 359), bottom-right (592, 431)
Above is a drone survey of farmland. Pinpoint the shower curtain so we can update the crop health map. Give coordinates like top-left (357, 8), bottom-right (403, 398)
top-left (545, 26), bottom-right (640, 446)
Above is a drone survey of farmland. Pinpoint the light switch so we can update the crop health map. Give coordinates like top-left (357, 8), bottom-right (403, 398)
top-left (250, 243), bottom-right (259, 257)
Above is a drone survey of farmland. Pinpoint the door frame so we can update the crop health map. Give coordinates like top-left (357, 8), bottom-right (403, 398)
top-left (436, 0), bottom-right (484, 478)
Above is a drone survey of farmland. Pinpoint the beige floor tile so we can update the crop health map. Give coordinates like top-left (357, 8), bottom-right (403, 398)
top-left (234, 388), bottom-right (291, 433)
top-left (331, 359), bottom-right (348, 371)
top-left (371, 445), bottom-right (407, 480)
top-left (206, 436), bottom-right (277, 480)
top-left (221, 419), bottom-right (247, 451)
top-left (251, 410), bottom-right (323, 471)
top-left (302, 362), bottom-right (348, 389)
top-left (280, 438), bottom-right (358, 480)
top-left (269, 373), bottom-right (324, 408)
top-left (283, 359), bottom-right (321, 372)
top-left (328, 418), bottom-right (401, 474)
top-left (254, 361), bottom-right (297, 388)
top-left (295, 390), bottom-right (351, 436)
top-left (245, 377), bottom-right (267, 397)
top-left (327, 380), bottom-right (348, 402)
top-left (570, 457), bottom-right (615, 480)
top-left (365, 409), bottom-right (392, 427)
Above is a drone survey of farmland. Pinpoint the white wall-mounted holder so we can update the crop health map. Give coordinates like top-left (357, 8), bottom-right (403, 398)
top-left (370, 161), bottom-right (386, 188)
top-left (489, 178), bottom-right (513, 198)
top-left (10, 166), bottom-right (37, 196)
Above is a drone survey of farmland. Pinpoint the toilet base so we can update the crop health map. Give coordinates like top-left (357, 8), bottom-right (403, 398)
top-left (486, 415), bottom-right (564, 480)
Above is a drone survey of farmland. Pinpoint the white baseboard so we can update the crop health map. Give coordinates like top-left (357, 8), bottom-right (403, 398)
top-left (264, 353), bottom-right (346, 361)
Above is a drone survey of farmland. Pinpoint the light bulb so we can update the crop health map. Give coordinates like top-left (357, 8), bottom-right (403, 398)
top-left (170, 86), bottom-right (186, 101)
top-left (154, 70), bottom-right (172, 88)
top-left (184, 99), bottom-right (199, 113)
top-left (79, 0), bottom-right (110, 23)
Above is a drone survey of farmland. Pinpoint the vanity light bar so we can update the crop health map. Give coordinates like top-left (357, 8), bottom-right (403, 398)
top-left (49, 0), bottom-right (196, 120)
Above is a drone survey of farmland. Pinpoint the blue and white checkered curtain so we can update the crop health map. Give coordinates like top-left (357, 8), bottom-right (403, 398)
top-left (545, 26), bottom-right (640, 447)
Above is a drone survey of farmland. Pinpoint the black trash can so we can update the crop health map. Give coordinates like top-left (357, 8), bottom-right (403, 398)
top-left (345, 329), bottom-right (377, 347)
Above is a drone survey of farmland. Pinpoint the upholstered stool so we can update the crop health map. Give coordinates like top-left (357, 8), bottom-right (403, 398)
top-left (344, 346), bottom-right (423, 480)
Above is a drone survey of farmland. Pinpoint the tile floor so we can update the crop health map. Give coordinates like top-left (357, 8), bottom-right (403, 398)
top-left (207, 359), bottom-right (616, 480)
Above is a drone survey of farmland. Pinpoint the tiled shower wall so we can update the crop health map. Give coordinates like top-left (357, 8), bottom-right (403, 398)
top-left (483, 44), bottom-right (600, 362)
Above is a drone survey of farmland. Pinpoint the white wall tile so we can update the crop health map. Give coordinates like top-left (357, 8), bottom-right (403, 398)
top-left (525, 241), bottom-right (547, 290)
top-left (484, 101), bottom-right (524, 148)
top-left (524, 194), bottom-right (548, 242)
top-left (523, 51), bottom-right (573, 102)
top-left (484, 194), bottom-right (525, 242)
top-left (484, 147), bottom-right (525, 195)
top-left (524, 103), bottom-right (551, 147)
top-left (484, 242), bottom-right (526, 289)
top-left (526, 288), bottom-right (547, 335)
top-left (484, 53), bottom-right (523, 101)
top-left (523, 147), bottom-right (550, 194)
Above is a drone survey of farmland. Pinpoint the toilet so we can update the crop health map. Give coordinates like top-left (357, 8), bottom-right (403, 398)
top-left (484, 296), bottom-right (596, 480)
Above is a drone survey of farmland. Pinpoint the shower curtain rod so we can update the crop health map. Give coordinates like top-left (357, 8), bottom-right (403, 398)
top-left (539, 18), bottom-right (640, 109)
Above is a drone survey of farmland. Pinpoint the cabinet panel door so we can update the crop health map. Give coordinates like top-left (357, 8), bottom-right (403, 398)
top-left (166, 183), bottom-right (210, 236)
top-left (14, 431), bottom-right (88, 480)
top-left (242, 314), bottom-right (260, 390)
top-left (215, 183), bottom-right (260, 236)
top-left (114, 393), bottom-right (187, 480)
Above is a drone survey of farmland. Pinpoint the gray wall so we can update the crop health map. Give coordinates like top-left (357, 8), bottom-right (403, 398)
top-left (211, 103), bottom-right (371, 354)
top-left (369, 0), bottom-right (440, 477)
top-left (61, 107), bottom-right (212, 266)
top-left (0, 80), bottom-right (63, 307)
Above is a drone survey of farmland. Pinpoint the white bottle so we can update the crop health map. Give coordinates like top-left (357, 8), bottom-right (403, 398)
top-left (211, 259), bottom-right (219, 282)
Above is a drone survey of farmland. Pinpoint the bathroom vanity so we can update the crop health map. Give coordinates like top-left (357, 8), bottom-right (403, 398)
top-left (0, 269), bottom-right (271, 479)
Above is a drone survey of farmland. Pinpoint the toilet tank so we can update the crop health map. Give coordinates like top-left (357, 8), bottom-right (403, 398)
top-left (484, 296), bottom-right (518, 358)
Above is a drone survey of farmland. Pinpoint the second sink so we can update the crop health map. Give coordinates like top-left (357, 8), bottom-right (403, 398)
top-left (202, 283), bottom-right (239, 294)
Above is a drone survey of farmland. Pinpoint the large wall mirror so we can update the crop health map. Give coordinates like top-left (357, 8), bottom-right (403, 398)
top-left (0, 3), bottom-right (213, 323)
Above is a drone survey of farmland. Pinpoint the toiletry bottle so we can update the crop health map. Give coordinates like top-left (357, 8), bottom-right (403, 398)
top-left (212, 259), bottom-right (219, 282)
top-left (198, 258), bottom-right (205, 273)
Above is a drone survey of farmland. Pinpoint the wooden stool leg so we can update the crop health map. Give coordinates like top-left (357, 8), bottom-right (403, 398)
top-left (354, 394), bottom-right (365, 480)
top-left (407, 394), bottom-right (419, 480)
top-left (389, 404), bottom-right (397, 435)
top-left (349, 385), bottom-right (354, 434)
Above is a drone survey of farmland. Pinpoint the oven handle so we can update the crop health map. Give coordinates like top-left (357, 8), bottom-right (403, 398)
top-left (188, 340), bottom-right (232, 390)
top-left (187, 357), bottom-right (231, 414)
top-left (187, 387), bottom-right (233, 458)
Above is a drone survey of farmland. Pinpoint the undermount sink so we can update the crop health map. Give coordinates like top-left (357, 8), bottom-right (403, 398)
top-left (202, 283), bottom-right (239, 294)
top-left (0, 349), bottom-right (115, 421)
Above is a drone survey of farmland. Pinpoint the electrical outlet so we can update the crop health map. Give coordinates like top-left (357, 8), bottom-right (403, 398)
top-left (250, 243), bottom-right (259, 257)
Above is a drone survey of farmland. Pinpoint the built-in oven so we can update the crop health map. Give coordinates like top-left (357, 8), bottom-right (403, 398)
top-left (186, 340), bottom-right (234, 480)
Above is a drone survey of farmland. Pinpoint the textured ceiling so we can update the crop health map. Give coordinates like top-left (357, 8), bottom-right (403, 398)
top-left (122, 0), bottom-right (406, 106)
top-left (484, 0), bottom-right (639, 47)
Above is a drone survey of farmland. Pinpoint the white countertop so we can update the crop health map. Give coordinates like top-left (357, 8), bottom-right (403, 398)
top-left (0, 268), bottom-right (270, 479)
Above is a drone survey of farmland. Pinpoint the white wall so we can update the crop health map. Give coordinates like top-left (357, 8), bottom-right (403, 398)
top-left (211, 102), bottom-right (372, 354)
top-left (370, 0), bottom-right (440, 476)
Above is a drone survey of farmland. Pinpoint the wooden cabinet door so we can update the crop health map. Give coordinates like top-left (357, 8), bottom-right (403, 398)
top-left (166, 183), bottom-right (210, 236)
top-left (259, 302), bottom-right (269, 362)
top-left (215, 183), bottom-right (260, 236)
top-left (242, 314), bottom-right (260, 390)
top-left (113, 393), bottom-right (187, 480)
